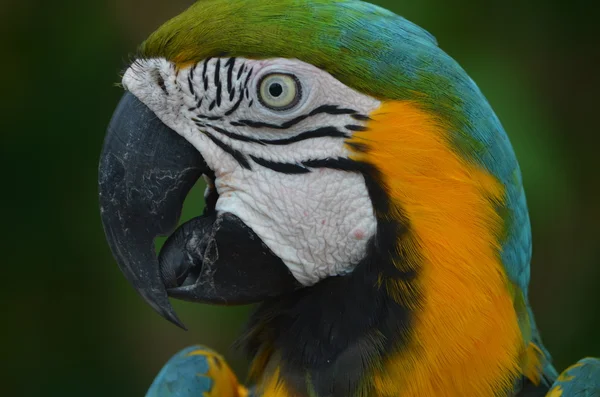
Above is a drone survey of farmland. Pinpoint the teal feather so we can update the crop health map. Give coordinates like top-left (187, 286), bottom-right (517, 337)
top-left (145, 346), bottom-right (214, 397)
top-left (548, 358), bottom-right (600, 396)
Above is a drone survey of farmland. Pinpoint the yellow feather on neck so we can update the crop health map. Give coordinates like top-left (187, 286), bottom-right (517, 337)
top-left (348, 101), bottom-right (526, 396)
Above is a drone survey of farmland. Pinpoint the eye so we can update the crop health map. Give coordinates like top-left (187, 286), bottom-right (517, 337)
top-left (258, 73), bottom-right (302, 111)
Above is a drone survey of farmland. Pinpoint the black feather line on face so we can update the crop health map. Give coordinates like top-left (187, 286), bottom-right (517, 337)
top-left (189, 62), bottom-right (197, 81)
top-left (188, 74), bottom-right (195, 96)
top-left (243, 68), bottom-right (253, 89)
top-left (208, 124), bottom-right (348, 146)
top-left (202, 57), bottom-right (210, 91)
top-left (232, 105), bottom-right (359, 130)
top-left (193, 115), bottom-right (221, 123)
top-left (226, 57), bottom-right (236, 95)
top-left (345, 141), bottom-right (369, 153)
top-left (214, 58), bottom-right (222, 107)
top-left (345, 124), bottom-right (368, 132)
top-left (352, 114), bottom-right (371, 121)
top-left (249, 155), bottom-right (311, 174)
top-left (202, 130), bottom-right (251, 170)
top-left (225, 93), bottom-right (244, 116)
top-left (237, 62), bottom-right (245, 80)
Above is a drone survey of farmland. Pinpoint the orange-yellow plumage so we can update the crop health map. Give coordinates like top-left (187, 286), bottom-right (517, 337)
top-left (348, 101), bottom-right (537, 396)
top-left (186, 348), bottom-right (248, 397)
top-left (259, 367), bottom-right (293, 397)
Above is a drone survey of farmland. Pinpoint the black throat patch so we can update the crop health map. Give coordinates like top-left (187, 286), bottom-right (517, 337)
top-left (239, 160), bottom-right (420, 397)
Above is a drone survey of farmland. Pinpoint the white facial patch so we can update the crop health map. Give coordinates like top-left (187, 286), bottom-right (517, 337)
top-left (122, 57), bottom-right (381, 285)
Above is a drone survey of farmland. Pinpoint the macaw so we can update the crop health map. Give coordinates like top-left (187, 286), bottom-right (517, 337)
top-left (98, 0), bottom-right (600, 396)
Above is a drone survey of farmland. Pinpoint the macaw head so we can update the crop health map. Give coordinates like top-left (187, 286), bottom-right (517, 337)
top-left (101, 0), bottom-right (528, 321)
top-left (100, 2), bottom-right (539, 391)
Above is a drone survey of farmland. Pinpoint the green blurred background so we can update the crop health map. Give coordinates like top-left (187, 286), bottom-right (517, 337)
top-left (2, 0), bottom-right (598, 395)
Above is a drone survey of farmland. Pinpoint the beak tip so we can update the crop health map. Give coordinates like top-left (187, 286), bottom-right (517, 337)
top-left (163, 311), bottom-right (188, 331)
top-left (147, 298), bottom-right (188, 330)
top-left (136, 287), bottom-right (188, 330)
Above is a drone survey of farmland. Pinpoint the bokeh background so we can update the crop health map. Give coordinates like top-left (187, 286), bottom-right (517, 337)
top-left (2, 0), bottom-right (598, 395)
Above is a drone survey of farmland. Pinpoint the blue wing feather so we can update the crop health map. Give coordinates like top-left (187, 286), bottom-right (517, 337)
top-left (146, 346), bottom-right (215, 397)
top-left (548, 358), bottom-right (600, 397)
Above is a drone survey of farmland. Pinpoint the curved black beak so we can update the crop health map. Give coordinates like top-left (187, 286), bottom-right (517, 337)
top-left (99, 92), bottom-right (300, 329)
top-left (99, 92), bottom-right (206, 328)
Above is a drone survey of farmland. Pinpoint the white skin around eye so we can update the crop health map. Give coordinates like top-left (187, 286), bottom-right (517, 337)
top-left (123, 57), bottom-right (380, 285)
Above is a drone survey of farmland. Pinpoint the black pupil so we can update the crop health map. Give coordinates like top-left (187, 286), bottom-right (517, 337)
top-left (269, 82), bottom-right (284, 97)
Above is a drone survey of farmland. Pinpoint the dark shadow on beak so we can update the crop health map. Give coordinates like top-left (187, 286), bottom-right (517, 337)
top-left (159, 212), bottom-right (302, 304)
top-left (99, 92), bottom-right (300, 329)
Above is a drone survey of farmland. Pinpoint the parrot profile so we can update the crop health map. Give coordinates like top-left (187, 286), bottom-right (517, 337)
top-left (98, 0), bottom-right (600, 396)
